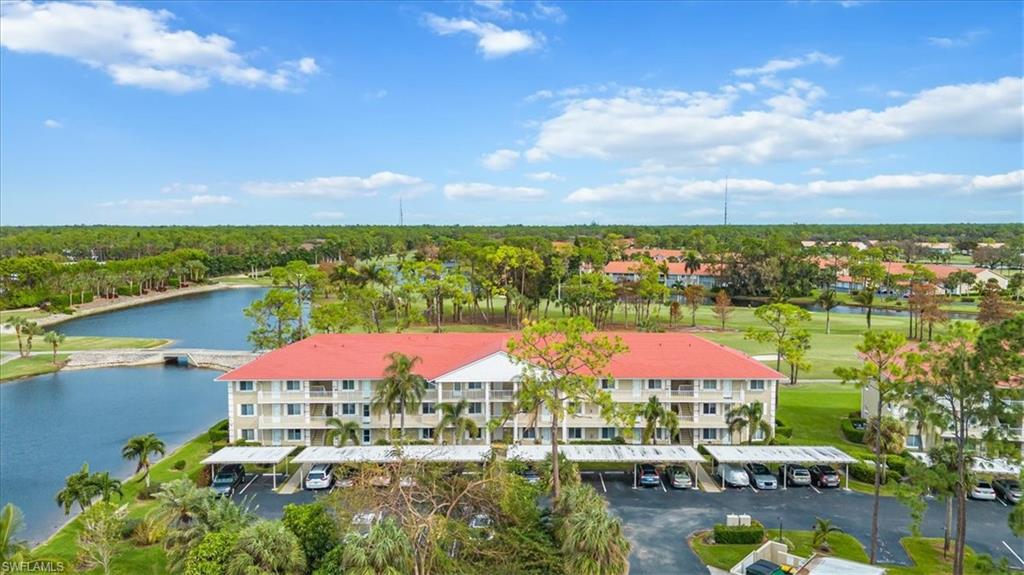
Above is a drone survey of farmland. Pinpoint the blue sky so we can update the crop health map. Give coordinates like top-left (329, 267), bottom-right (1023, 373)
top-left (1, 0), bottom-right (1021, 226)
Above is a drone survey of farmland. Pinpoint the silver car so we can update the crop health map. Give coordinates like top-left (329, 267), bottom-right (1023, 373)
top-left (744, 463), bottom-right (778, 490)
top-left (717, 463), bottom-right (749, 487)
top-left (667, 466), bottom-right (693, 489)
top-left (781, 464), bottom-right (812, 487)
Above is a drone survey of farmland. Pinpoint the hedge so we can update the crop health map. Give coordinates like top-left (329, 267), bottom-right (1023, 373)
top-left (848, 462), bottom-right (898, 485)
top-left (841, 418), bottom-right (866, 444)
top-left (713, 522), bottom-right (765, 545)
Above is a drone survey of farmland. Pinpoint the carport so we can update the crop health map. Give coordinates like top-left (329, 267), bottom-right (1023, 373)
top-left (292, 445), bottom-right (493, 485)
top-left (908, 452), bottom-right (1021, 476)
top-left (704, 445), bottom-right (858, 490)
top-left (507, 444), bottom-right (705, 489)
top-left (201, 446), bottom-right (294, 489)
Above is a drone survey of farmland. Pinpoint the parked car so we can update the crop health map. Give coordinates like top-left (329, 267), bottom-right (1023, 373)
top-left (780, 464), bottom-right (812, 487)
top-left (336, 467), bottom-right (356, 488)
top-left (717, 463), bottom-right (750, 488)
top-left (993, 478), bottom-right (1022, 504)
top-left (666, 466), bottom-right (692, 489)
top-left (351, 511), bottom-right (381, 537)
top-left (809, 465), bottom-right (841, 488)
top-left (469, 513), bottom-right (495, 540)
top-left (304, 463), bottom-right (335, 490)
top-left (969, 481), bottom-right (997, 501)
top-left (521, 469), bottom-right (541, 485)
top-left (638, 464), bottom-right (661, 487)
top-left (211, 464), bottom-right (245, 497)
top-left (744, 463), bottom-right (778, 490)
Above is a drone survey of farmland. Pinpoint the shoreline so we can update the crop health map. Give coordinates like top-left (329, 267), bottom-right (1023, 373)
top-left (1, 282), bottom-right (265, 331)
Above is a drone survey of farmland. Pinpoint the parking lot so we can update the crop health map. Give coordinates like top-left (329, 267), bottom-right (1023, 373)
top-left (233, 469), bottom-right (1022, 574)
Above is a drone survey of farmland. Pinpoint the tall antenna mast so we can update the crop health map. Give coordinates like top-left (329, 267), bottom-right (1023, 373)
top-left (399, 197), bottom-right (404, 226)
top-left (723, 175), bottom-right (729, 226)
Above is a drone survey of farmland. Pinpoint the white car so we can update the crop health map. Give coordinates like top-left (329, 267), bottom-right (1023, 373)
top-left (970, 481), bottom-right (997, 501)
top-left (717, 463), bottom-right (750, 488)
top-left (304, 464), bottom-right (334, 490)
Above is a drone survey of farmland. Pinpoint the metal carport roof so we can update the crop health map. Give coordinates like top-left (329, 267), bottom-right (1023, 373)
top-left (908, 452), bottom-right (1020, 476)
top-left (292, 445), bottom-right (493, 465)
top-left (201, 446), bottom-right (295, 466)
top-left (704, 445), bottom-right (858, 464)
top-left (507, 444), bottom-right (704, 463)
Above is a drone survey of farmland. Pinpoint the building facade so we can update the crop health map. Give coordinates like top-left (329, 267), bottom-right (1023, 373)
top-left (218, 333), bottom-right (783, 448)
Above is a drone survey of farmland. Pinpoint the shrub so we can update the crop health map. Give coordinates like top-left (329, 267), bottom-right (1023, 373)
top-left (136, 482), bottom-right (163, 500)
top-left (173, 459), bottom-right (186, 471)
top-left (132, 515), bottom-right (166, 546)
top-left (885, 455), bottom-right (908, 478)
top-left (282, 503), bottom-right (339, 569)
top-left (775, 426), bottom-right (794, 439)
top-left (960, 297), bottom-right (975, 303)
top-left (610, 435), bottom-right (627, 445)
top-left (120, 517), bottom-right (141, 540)
top-left (848, 411), bottom-right (862, 420)
top-left (184, 530), bottom-right (238, 575)
top-left (713, 522), bottom-right (765, 545)
top-left (841, 418), bottom-right (866, 444)
top-left (848, 462), bottom-right (897, 485)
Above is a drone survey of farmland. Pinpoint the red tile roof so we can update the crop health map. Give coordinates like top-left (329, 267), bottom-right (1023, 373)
top-left (604, 260), bottom-right (718, 276)
top-left (623, 248), bottom-right (685, 259)
top-left (218, 332), bottom-right (783, 382)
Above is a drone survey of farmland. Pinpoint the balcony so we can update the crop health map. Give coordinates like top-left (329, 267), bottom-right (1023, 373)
top-left (491, 390), bottom-right (515, 401)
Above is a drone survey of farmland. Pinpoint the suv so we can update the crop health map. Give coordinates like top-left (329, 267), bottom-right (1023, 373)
top-left (993, 478), bottom-right (1021, 504)
top-left (781, 464), bottom-right (812, 487)
top-left (809, 465), bottom-right (841, 488)
top-left (638, 464), bottom-right (661, 487)
top-left (211, 464), bottom-right (245, 497)
top-left (744, 463), bottom-right (778, 490)
top-left (304, 463), bottom-right (335, 490)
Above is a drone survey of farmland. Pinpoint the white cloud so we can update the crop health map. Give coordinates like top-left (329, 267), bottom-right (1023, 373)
top-left (474, 0), bottom-right (516, 19)
top-left (533, 2), bottom-right (567, 23)
top-left (43, 119), bottom-right (62, 128)
top-left (733, 51), bottom-right (841, 78)
top-left (525, 77), bottom-right (1023, 166)
top-left (363, 89), bottom-right (388, 101)
top-left (803, 167), bottom-right (826, 176)
top-left (99, 194), bottom-right (234, 214)
top-left (928, 29), bottom-right (988, 48)
top-left (423, 14), bottom-right (542, 58)
top-left (886, 90), bottom-right (907, 98)
top-left (565, 169), bottom-right (1024, 203)
top-left (525, 171), bottom-right (564, 181)
top-left (682, 207), bottom-right (720, 218)
top-left (312, 211), bottom-right (346, 220)
top-left (444, 182), bottom-right (546, 200)
top-left (160, 182), bottom-right (209, 194)
top-left (243, 172), bottom-right (433, 199)
top-left (822, 207), bottom-right (864, 219)
top-left (0, 1), bottom-right (317, 92)
top-left (481, 148), bottom-right (520, 170)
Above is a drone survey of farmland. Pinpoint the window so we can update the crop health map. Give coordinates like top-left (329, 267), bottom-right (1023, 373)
top-left (568, 427), bottom-right (582, 440)
top-left (702, 380), bottom-right (718, 391)
top-left (468, 382), bottom-right (482, 390)
top-left (240, 429), bottom-right (255, 441)
top-left (749, 380), bottom-right (766, 391)
top-left (362, 429), bottom-right (371, 443)
top-left (600, 379), bottom-right (616, 390)
top-left (340, 380), bottom-right (356, 391)
top-left (341, 403), bottom-right (356, 416)
top-left (701, 428), bottom-right (718, 441)
top-left (239, 404), bottom-right (255, 416)
top-left (601, 427), bottom-right (618, 440)
top-left (238, 381), bottom-right (254, 392)
top-left (647, 379), bottom-right (663, 390)
top-left (468, 402), bottom-right (483, 415)
top-left (286, 380), bottom-right (301, 391)
top-left (702, 403), bottom-right (717, 415)
top-left (906, 435), bottom-right (923, 449)
top-left (362, 404), bottom-right (371, 418)
top-left (421, 402), bottom-right (436, 415)
top-left (286, 403), bottom-right (302, 416)
top-left (522, 428), bottom-right (536, 439)
top-left (752, 427), bottom-right (765, 441)
top-left (287, 429), bottom-right (303, 441)
top-left (421, 428), bottom-right (434, 440)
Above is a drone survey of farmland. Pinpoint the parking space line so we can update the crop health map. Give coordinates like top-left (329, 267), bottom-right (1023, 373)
top-left (810, 485), bottom-right (822, 495)
top-left (749, 485), bottom-right (759, 494)
top-left (1002, 541), bottom-right (1024, 567)
top-left (997, 497), bottom-right (1008, 508)
top-left (599, 472), bottom-right (607, 493)
top-left (661, 480), bottom-right (667, 493)
top-left (238, 474), bottom-right (260, 495)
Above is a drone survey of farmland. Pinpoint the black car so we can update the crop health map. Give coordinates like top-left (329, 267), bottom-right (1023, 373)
top-left (808, 465), bottom-right (841, 488)
top-left (993, 478), bottom-right (1022, 504)
top-left (211, 464), bottom-right (245, 497)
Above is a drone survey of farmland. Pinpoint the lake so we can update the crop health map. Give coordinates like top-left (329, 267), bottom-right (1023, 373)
top-left (58, 287), bottom-right (269, 349)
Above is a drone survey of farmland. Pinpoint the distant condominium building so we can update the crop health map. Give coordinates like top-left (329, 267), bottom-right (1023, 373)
top-left (218, 333), bottom-right (783, 447)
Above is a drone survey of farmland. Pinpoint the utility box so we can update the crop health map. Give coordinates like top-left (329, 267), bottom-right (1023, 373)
top-left (726, 514), bottom-right (739, 527)
top-left (738, 514), bottom-right (751, 526)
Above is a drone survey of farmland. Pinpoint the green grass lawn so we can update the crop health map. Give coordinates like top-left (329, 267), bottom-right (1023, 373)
top-left (31, 422), bottom-right (227, 573)
top-left (212, 274), bottom-right (274, 286)
top-left (0, 335), bottom-right (169, 353)
top-left (0, 308), bottom-right (53, 323)
top-left (690, 529), bottom-right (868, 569)
top-left (886, 538), bottom-right (984, 575)
top-left (0, 354), bottom-right (68, 382)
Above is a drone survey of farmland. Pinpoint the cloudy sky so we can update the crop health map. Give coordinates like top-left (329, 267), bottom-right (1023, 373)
top-left (1, 0), bottom-right (1021, 225)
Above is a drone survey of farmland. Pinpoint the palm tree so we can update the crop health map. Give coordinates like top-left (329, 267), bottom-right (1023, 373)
top-left (816, 289), bottom-right (839, 335)
top-left (811, 517), bottom-right (843, 551)
top-left (0, 504), bottom-right (29, 562)
top-left (434, 399), bottom-right (479, 444)
top-left (152, 478), bottom-right (212, 529)
top-left (640, 397), bottom-right (663, 445)
top-left (165, 493), bottom-right (255, 571)
top-left (338, 519), bottom-right (413, 575)
top-left (22, 322), bottom-right (43, 356)
top-left (560, 505), bottom-right (631, 575)
top-left (726, 402), bottom-right (772, 444)
top-left (862, 416), bottom-right (905, 564)
top-left (380, 352), bottom-right (426, 438)
top-left (226, 520), bottom-right (306, 575)
top-left (55, 463), bottom-right (99, 515)
top-left (90, 472), bottom-right (123, 503)
top-left (325, 418), bottom-right (361, 446)
top-left (3, 316), bottom-right (26, 358)
top-left (43, 330), bottom-right (66, 364)
top-left (122, 433), bottom-right (166, 487)
top-left (684, 251), bottom-right (702, 275)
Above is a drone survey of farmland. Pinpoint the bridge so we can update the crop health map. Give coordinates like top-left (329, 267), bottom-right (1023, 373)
top-left (64, 349), bottom-right (260, 372)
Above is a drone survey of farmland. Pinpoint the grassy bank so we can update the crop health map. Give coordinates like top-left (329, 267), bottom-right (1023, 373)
top-left (690, 529), bottom-right (869, 569)
top-left (31, 421), bottom-right (227, 573)
top-left (0, 354), bottom-right (69, 381)
top-left (0, 335), bottom-right (169, 353)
